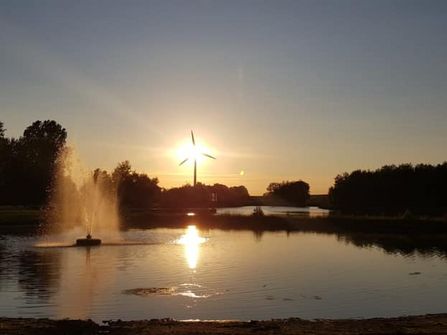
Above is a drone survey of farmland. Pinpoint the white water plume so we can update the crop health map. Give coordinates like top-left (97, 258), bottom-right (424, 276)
top-left (44, 147), bottom-right (121, 242)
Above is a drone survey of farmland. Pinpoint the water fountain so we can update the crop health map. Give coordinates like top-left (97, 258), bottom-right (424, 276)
top-left (44, 147), bottom-right (120, 246)
top-left (76, 233), bottom-right (102, 246)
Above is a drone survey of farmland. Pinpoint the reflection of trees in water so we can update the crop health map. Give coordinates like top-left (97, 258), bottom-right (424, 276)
top-left (252, 229), bottom-right (293, 242)
top-left (251, 227), bottom-right (447, 256)
top-left (0, 243), bottom-right (5, 288)
top-left (252, 230), bottom-right (264, 241)
top-left (18, 250), bottom-right (61, 302)
top-left (336, 233), bottom-right (447, 258)
top-left (0, 241), bottom-right (19, 289)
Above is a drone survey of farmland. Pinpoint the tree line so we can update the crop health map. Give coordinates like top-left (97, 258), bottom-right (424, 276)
top-left (0, 120), bottom-right (255, 210)
top-left (161, 183), bottom-right (250, 208)
top-left (329, 163), bottom-right (447, 215)
top-left (15, 120), bottom-right (447, 215)
top-left (263, 181), bottom-right (310, 206)
top-left (0, 120), bottom-right (162, 209)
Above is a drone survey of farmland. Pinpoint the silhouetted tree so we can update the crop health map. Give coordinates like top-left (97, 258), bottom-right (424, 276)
top-left (160, 183), bottom-right (210, 208)
top-left (111, 161), bottom-right (132, 185)
top-left (19, 121), bottom-right (67, 205)
top-left (0, 120), bottom-right (252, 211)
top-left (329, 163), bottom-right (447, 215)
top-left (0, 120), bottom-right (66, 206)
top-left (160, 183), bottom-right (250, 208)
top-left (213, 184), bottom-right (250, 206)
top-left (112, 161), bottom-right (160, 209)
top-left (265, 180), bottom-right (310, 206)
top-left (0, 122), bottom-right (10, 203)
top-left (0, 137), bottom-right (17, 204)
top-left (0, 121), bottom-right (5, 138)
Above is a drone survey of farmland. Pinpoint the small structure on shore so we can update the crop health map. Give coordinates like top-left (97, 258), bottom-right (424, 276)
top-left (76, 234), bottom-right (101, 246)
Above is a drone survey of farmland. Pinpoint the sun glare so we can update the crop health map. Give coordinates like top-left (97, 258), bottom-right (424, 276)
top-left (177, 225), bottom-right (206, 270)
top-left (176, 142), bottom-right (213, 164)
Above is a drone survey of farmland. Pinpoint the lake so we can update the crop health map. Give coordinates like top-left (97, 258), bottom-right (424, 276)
top-left (0, 223), bottom-right (446, 321)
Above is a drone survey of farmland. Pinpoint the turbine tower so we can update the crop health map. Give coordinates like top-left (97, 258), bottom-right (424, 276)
top-left (179, 131), bottom-right (215, 186)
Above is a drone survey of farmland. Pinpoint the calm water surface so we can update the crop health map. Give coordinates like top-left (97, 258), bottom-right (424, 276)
top-left (0, 225), bottom-right (446, 321)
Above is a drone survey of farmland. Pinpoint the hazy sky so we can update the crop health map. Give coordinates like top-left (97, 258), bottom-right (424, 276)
top-left (1, 1), bottom-right (446, 194)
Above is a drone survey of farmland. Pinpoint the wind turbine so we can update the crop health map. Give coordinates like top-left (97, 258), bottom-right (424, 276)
top-left (179, 131), bottom-right (216, 186)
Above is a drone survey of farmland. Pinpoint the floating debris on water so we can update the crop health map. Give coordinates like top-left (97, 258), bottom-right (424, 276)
top-left (298, 294), bottom-right (322, 300)
top-left (123, 284), bottom-right (221, 299)
top-left (123, 287), bottom-right (175, 296)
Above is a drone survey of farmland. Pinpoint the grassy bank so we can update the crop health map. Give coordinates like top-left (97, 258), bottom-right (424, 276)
top-left (1, 314), bottom-right (447, 334)
top-left (0, 207), bottom-right (41, 234)
top-left (0, 207), bottom-right (41, 225)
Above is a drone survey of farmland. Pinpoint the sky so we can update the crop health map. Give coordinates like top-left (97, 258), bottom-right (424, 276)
top-left (1, 0), bottom-right (446, 195)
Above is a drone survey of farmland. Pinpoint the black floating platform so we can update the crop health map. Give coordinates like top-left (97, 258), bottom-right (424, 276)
top-left (76, 238), bottom-right (102, 246)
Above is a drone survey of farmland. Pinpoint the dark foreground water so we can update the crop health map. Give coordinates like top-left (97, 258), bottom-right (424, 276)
top-left (0, 225), bottom-right (446, 321)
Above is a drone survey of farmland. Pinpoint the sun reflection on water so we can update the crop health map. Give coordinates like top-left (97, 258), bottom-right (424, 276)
top-left (177, 225), bottom-right (206, 270)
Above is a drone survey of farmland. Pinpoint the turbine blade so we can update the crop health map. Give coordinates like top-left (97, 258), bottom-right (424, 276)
top-left (179, 158), bottom-right (189, 166)
top-left (191, 130), bottom-right (195, 145)
top-left (202, 153), bottom-right (216, 160)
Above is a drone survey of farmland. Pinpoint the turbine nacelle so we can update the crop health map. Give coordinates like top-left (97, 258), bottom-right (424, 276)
top-left (178, 131), bottom-right (216, 186)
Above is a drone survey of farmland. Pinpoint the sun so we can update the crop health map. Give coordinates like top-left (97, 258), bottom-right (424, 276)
top-left (176, 140), bottom-right (215, 165)
top-left (177, 143), bottom-right (207, 163)
top-left (173, 131), bottom-right (217, 186)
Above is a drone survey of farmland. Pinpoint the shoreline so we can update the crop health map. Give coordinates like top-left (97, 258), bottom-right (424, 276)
top-left (1, 209), bottom-right (447, 234)
top-left (2, 209), bottom-right (447, 257)
top-left (1, 314), bottom-right (447, 334)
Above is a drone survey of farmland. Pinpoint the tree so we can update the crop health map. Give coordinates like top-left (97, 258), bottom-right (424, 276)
top-left (0, 122), bottom-right (10, 202)
top-left (0, 120), bottom-right (67, 206)
top-left (0, 121), bottom-right (5, 138)
top-left (160, 183), bottom-right (250, 208)
top-left (21, 120), bottom-right (66, 153)
top-left (112, 161), bottom-right (161, 209)
top-left (265, 180), bottom-right (310, 206)
top-left (112, 161), bottom-right (132, 185)
top-left (328, 163), bottom-right (447, 215)
top-left (211, 184), bottom-right (250, 206)
top-left (17, 120), bottom-right (67, 205)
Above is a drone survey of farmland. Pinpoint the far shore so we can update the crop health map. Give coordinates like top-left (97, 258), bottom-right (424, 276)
top-left (1, 314), bottom-right (447, 334)
top-left (1, 207), bottom-right (447, 235)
